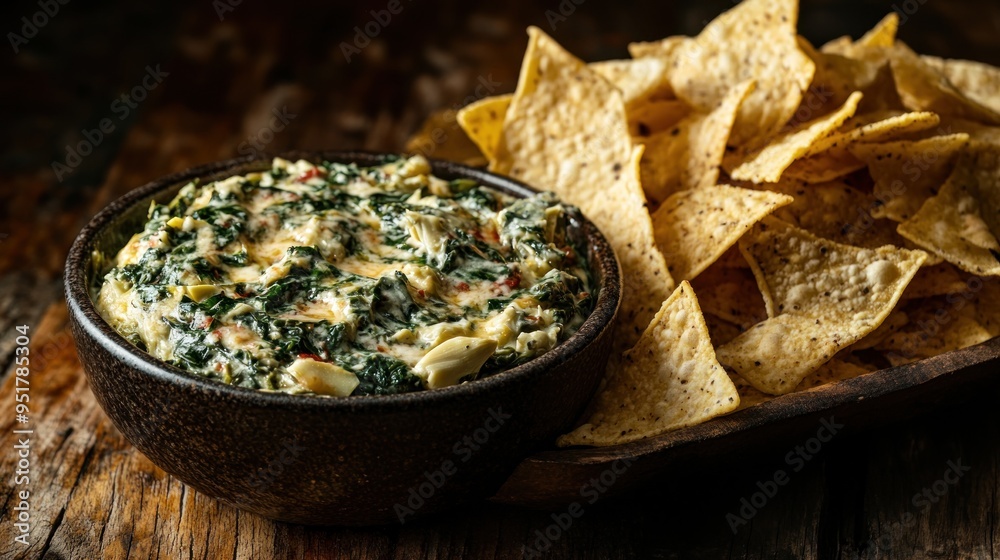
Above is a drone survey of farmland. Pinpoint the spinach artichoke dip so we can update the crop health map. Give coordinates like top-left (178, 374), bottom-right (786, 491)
top-left (95, 155), bottom-right (594, 396)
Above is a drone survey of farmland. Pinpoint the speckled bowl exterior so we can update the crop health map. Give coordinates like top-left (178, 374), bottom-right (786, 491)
top-left (64, 151), bottom-right (621, 526)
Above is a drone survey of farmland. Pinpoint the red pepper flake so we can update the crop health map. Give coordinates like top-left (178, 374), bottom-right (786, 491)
top-left (456, 282), bottom-right (470, 292)
top-left (376, 345), bottom-right (388, 352)
top-left (418, 289), bottom-right (426, 298)
top-left (297, 168), bottom-right (322, 182)
top-left (298, 353), bottom-right (324, 361)
top-left (501, 271), bottom-right (521, 290)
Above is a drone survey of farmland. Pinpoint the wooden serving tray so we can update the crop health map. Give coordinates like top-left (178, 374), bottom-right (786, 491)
top-left (491, 337), bottom-right (1000, 509)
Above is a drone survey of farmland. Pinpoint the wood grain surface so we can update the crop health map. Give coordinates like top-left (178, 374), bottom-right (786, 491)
top-left (2, 0), bottom-right (1000, 558)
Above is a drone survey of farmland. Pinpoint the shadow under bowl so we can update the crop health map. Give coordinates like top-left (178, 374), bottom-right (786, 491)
top-left (64, 151), bottom-right (621, 526)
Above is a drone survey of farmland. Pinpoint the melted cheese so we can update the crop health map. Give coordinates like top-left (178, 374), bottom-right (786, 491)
top-left (95, 155), bottom-right (593, 396)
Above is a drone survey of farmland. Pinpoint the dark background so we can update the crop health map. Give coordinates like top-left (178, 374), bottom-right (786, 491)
top-left (4, 0), bottom-right (1000, 181)
top-left (1, 1), bottom-right (1000, 558)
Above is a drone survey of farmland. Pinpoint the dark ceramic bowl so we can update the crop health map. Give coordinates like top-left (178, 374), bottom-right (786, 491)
top-left (65, 151), bottom-right (621, 526)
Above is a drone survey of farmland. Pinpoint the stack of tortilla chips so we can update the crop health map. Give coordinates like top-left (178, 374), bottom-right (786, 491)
top-left (406, 0), bottom-right (1000, 447)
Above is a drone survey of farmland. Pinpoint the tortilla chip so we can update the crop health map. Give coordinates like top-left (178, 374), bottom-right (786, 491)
top-left (821, 36), bottom-right (853, 55)
top-left (941, 117), bottom-right (1000, 147)
top-left (901, 263), bottom-right (972, 299)
top-left (667, 0), bottom-right (815, 145)
top-left (704, 313), bottom-right (744, 347)
top-left (888, 43), bottom-right (1000, 126)
top-left (800, 15), bottom-right (906, 111)
top-left (729, 372), bottom-right (772, 410)
top-left (590, 58), bottom-right (674, 108)
top-left (652, 185), bottom-right (792, 281)
top-left (628, 100), bottom-right (690, 138)
top-left (855, 13), bottom-right (899, 49)
top-left (493, 27), bottom-right (673, 348)
top-left (850, 309), bottom-right (910, 350)
top-left (922, 56), bottom-right (1000, 115)
top-left (897, 149), bottom-right (1000, 276)
top-left (901, 239), bottom-right (944, 266)
top-left (690, 263), bottom-right (767, 329)
top-left (854, 12), bottom-right (899, 48)
top-left (715, 244), bottom-right (750, 268)
top-left (963, 141), bottom-right (1000, 242)
top-left (796, 359), bottom-right (872, 390)
top-left (803, 111), bottom-right (940, 157)
top-left (628, 36), bottom-right (687, 60)
top-left (731, 358), bottom-right (871, 411)
top-left (640, 81), bottom-right (754, 205)
top-left (716, 218), bottom-right (926, 394)
top-left (405, 108), bottom-right (485, 165)
top-left (766, 180), bottom-right (904, 247)
top-left (797, 36), bottom-right (885, 115)
top-left (876, 298), bottom-right (992, 366)
top-left (456, 94), bottom-right (512, 163)
top-left (855, 62), bottom-right (909, 113)
top-left (975, 280), bottom-right (1000, 336)
top-left (822, 13), bottom-right (898, 57)
top-left (780, 148), bottom-right (867, 183)
top-left (557, 282), bottom-right (739, 447)
top-left (850, 133), bottom-right (970, 222)
top-left (722, 313), bottom-right (882, 394)
top-left (726, 91), bottom-right (862, 183)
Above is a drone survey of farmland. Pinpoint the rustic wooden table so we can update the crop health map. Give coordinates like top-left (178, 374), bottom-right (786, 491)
top-left (2, 0), bottom-right (999, 558)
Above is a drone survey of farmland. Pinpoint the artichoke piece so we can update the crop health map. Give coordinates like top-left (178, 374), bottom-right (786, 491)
top-left (403, 210), bottom-right (449, 268)
top-left (287, 357), bottom-right (360, 397)
top-left (414, 336), bottom-right (498, 389)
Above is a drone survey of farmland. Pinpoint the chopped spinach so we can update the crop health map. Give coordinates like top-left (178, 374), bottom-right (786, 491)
top-left (352, 353), bottom-right (423, 395)
top-left (98, 155), bottom-right (594, 397)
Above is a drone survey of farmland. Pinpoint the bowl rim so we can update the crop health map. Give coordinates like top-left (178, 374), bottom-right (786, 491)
top-left (65, 150), bottom-right (622, 411)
